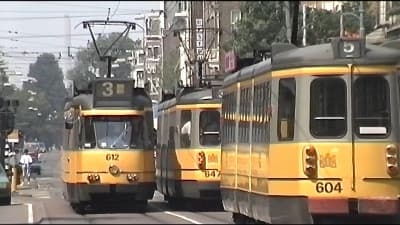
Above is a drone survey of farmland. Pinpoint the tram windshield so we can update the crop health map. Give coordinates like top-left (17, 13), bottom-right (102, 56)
top-left (85, 116), bottom-right (144, 149)
top-left (199, 110), bottom-right (221, 146)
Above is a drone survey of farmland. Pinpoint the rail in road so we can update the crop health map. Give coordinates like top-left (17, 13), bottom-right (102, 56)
top-left (0, 150), bottom-right (233, 224)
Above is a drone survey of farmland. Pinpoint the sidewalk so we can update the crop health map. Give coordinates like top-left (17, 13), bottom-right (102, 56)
top-left (13, 180), bottom-right (40, 197)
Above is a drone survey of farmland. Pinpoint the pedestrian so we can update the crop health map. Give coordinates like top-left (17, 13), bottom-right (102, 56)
top-left (19, 149), bottom-right (33, 185)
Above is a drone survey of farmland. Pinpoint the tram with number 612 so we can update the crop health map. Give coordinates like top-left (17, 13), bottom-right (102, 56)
top-left (62, 78), bottom-right (156, 213)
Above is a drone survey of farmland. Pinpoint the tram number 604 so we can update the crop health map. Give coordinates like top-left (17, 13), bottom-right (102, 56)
top-left (315, 182), bottom-right (343, 193)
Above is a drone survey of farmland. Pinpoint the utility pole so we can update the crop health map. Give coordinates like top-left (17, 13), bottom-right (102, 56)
top-left (359, 1), bottom-right (365, 39)
top-left (340, 4), bottom-right (344, 37)
top-left (302, 3), bottom-right (307, 46)
top-left (291, 1), bottom-right (300, 46)
top-left (284, 1), bottom-right (292, 43)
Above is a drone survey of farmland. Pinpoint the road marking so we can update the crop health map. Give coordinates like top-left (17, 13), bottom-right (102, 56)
top-left (164, 211), bottom-right (203, 224)
top-left (24, 203), bottom-right (33, 224)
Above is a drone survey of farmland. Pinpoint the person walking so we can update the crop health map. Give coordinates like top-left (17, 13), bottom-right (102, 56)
top-left (19, 149), bottom-right (33, 185)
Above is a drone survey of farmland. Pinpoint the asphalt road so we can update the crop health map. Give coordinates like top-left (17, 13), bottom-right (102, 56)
top-left (0, 150), bottom-right (233, 224)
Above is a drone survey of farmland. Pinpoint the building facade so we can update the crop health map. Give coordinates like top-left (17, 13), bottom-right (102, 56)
top-left (162, 1), bottom-right (241, 89)
top-left (131, 7), bottom-right (164, 101)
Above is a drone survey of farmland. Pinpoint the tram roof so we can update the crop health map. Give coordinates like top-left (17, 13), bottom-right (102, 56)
top-left (223, 39), bottom-right (400, 87)
top-left (158, 87), bottom-right (221, 111)
top-left (65, 91), bottom-right (152, 111)
top-left (273, 42), bottom-right (400, 70)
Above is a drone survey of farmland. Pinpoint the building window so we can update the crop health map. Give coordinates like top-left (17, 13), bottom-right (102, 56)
top-left (138, 53), bottom-right (144, 64)
top-left (137, 71), bottom-right (144, 79)
top-left (231, 10), bottom-right (241, 32)
top-left (147, 47), bottom-right (154, 58)
top-left (153, 46), bottom-right (160, 59)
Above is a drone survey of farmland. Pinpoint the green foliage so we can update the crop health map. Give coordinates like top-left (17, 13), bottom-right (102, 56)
top-left (27, 53), bottom-right (66, 108)
top-left (14, 53), bottom-right (66, 147)
top-left (233, 1), bottom-right (377, 52)
top-left (162, 47), bottom-right (180, 91)
top-left (233, 1), bottom-right (286, 56)
top-left (301, 2), bottom-right (376, 45)
top-left (67, 32), bottom-right (138, 89)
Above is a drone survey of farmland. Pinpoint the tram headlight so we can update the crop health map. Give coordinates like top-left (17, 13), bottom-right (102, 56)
top-left (127, 173), bottom-right (139, 182)
top-left (197, 151), bottom-right (206, 169)
top-left (87, 173), bottom-right (100, 183)
top-left (303, 145), bottom-right (318, 177)
top-left (109, 164), bottom-right (120, 176)
top-left (386, 144), bottom-right (399, 176)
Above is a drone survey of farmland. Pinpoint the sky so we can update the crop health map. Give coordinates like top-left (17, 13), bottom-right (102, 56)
top-left (0, 1), bottom-right (161, 76)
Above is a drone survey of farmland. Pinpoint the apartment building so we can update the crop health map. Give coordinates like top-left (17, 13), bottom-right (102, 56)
top-left (131, 8), bottom-right (164, 101)
top-left (163, 1), bottom-right (241, 88)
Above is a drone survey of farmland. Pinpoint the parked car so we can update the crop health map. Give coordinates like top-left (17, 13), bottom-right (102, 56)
top-left (0, 165), bottom-right (11, 205)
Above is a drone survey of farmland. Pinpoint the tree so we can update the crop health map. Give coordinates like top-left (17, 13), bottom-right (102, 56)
top-left (300, 2), bottom-right (376, 45)
top-left (162, 47), bottom-right (180, 92)
top-left (21, 53), bottom-right (66, 147)
top-left (67, 32), bottom-right (138, 89)
top-left (27, 53), bottom-right (66, 111)
top-left (232, 1), bottom-right (377, 54)
top-left (232, 1), bottom-right (287, 56)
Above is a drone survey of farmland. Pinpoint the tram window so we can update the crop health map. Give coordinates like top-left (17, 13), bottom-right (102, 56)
top-left (93, 116), bottom-right (143, 149)
top-left (354, 76), bottom-right (390, 138)
top-left (310, 78), bottom-right (346, 138)
top-left (180, 110), bottom-right (191, 148)
top-left (278, 78), bottom-right (296, 141)
top-left (200, 110), bottom-right (221, 146)
top-left (83, 118), bottom-right (96, 148)
top-left (131, 117), bottom-right (144, 148)
top-left (263, 81), bottom-right (271, 144)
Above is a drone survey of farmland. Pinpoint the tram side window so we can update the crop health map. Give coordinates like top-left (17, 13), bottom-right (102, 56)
top-left (278, 78), bottom-right (296, 141)
top-left (252, 85), bottom-right (259, 143)
top-left (83, 118), bottom-right (96, 148)
top-left (354, 76), bottom-right (390, 138)
top-left (180, 110), bottom-right (192, 148)
top-left (200, 110), bottom-right (221, 146)
top-left (131, 117), bottom-right (144, 148)
top-left (239, 89), bottom-right (245, 143)
top-left (231, 92), bottom-right (236, 144)
top-left (263, 81), bottom-right (271, 144)
top-left (310, 78), bottom-right (346, 138)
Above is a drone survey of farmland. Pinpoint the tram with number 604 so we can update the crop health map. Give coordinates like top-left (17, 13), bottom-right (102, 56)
top-left (155, 84), bottom-right (222, 206)
top-left (62, 78), bottom-right (156, 213)
top-left (221, 37), bottom-right (400, 224)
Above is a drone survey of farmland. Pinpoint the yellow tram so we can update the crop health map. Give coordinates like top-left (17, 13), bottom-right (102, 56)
top-left (155, 86), bottom-right (222, 205)
top-left (221, 37), bottom-right (400, 223)
top-left (62, 78), bottom-right (156, 212)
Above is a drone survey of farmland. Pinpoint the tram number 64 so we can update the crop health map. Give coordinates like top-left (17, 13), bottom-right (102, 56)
top-left (315, 182), bottom-right (343, 193)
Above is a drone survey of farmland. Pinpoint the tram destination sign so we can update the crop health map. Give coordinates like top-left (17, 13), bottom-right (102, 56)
top-left (93, 79), bottom-right (133, 107)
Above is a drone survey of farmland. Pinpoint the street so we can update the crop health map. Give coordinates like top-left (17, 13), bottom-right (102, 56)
top-left (0, 150), bottom-right (233, 224)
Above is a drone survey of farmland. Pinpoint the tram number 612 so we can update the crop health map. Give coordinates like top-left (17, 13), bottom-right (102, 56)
top-left (315, 182), bottom-right (343, 193)
top-left (106, 153), bottom-right (119, 161)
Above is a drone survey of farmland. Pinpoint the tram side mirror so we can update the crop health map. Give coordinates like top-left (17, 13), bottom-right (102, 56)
top-left (65, 120), bottom-right (73, 129)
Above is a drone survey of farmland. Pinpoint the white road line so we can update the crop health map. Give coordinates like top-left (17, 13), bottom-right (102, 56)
top-left (164, 211), bottom-right (203, 224)
top-left (24, 203), bottom-right (34, 224)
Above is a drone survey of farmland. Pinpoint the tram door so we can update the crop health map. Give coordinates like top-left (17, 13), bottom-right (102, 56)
top-left (351, 72), bottom-right (394, 194)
